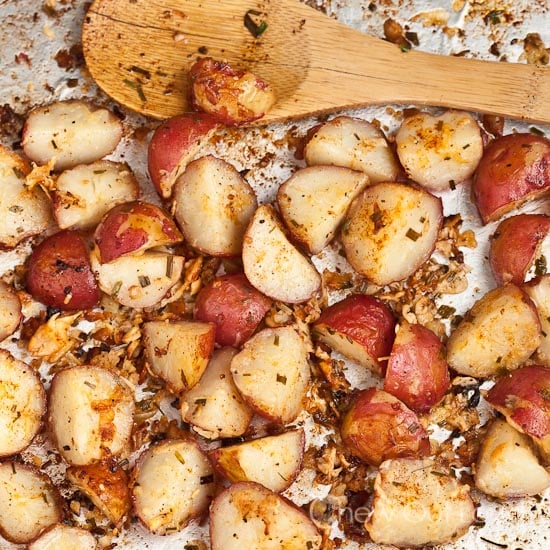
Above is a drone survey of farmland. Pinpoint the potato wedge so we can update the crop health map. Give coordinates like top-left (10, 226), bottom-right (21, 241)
top-left (230, 326), bottom-right (311, 424)
top-left (52, 160), bottom-right (140, 230)
top-left (208, 429), bottom-right (305, 492)
top-left (28, 524), bottom-right (97, 550)
top-left (0, 349), bottom-right (46, 458)
top-left (242, 204), bottom-right (321, 303)
top-left (303, 115), bottom-right (399, 183)
top-left (22, 100), bottom-right (122, 171)
top-left (173, 155), bottom-right (257, 256)
top-left (366, 458), bottom-right (475, 547)
top-left (209, 481), bottom-right (321, 550)
top-left (48, 365), bottom-right (135, 466)
top-left (142, 319), bottom-right (215, 394)
top-left (90, 247), bottom-right (184, 309)
top-left (0, 144), bottom-right (51, 249)
top-left (446, 284), bottom-right (542, 378)
top-left (475, 418), bottom-right (550, 499)
top-left (132, 438), bottom-right (216, 535)
top-left (0, 462), bottom-right (63, 544)
top-left (66, 462), bottom-right (131, 526)
top-left (341, 182), bottom-right (442, 285)
top-left (181, 347), bottom-right (253, 439)
top-left (277, 165), bottom-right (369, 254)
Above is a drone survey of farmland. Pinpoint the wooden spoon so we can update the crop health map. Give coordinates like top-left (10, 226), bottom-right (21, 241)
top-left (82, 0), bottom-right (550, 124)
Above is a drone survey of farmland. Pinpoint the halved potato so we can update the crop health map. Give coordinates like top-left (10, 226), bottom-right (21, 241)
top-left (366, 458), bottom-right (475, 547)
top-left (173, 155), bottom-right (257, 256)
top-left (0, 144), bottom-right (51, 249)
top-left (90, 246), bottom-right (184, 309)
top-left (475, 418), bottom-right (550, 499)
top-left (0, 349), bottom-right (46, 458)
top-left (0, 462), bottom-right (63, 544)
top-left (277, 165), bottom-right (369, 254)
top-left (341, 182), bottom-right (443, 285)
top-left (180, 347), bottom-right (253, 439)
top-left (446, 284), bottom-right (542, 378)
top-left (209, 481), bottom-right (321, 550)
top-left (48, 365), bottom-right (135, 466)
top-left (524, 274), bottom-right (550, 363)
top-left (132, 438), bottom-right (216, 535)
top-left (230, 326), bottom-right (311, 424)
top-left (208, 429), bottom-right (305, 492)
top-left (28, 524), bottom-right (97, 550)
top-left (0, 280), bottom-right (22, 342)
top-left (66, 462), bottom-right (131, 526)
top-left (22, 100), bottom-right (123, 171)
top-left (242, 204), bottom-right (321, 303)
top-left (52, 160), bottom-right (140, 230)
top-left (142, 319), bottom-right (215, 394)
top-left (303, 115), bottom-right (399, 183)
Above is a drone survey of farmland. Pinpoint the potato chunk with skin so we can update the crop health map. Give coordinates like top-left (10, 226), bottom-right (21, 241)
top-left (475, 418), bottom-right (550, 499)
top-left (0, 349), bottom-right (46, 458)
top-left (396, 110), bottom-right (483, 192)
top-left (446, 284), bottom-right (542, 378)
top-left (28, 524), bottom-right (97, 550)
top-left (210, 481), bottom-right (321, 550)
top-left (366, 458), bottom-right (475, 547)
top-left (0, 462), bottom-right (64, 544)
top-left (22, 100), bottom-right (122, 171)
top-left (181, 347), bottom-right (253, 439)
top-left (48, 365), bottom-right (135, 466)
top-left (132, 438), bottom-right (216, 535)
top-left (304, 115), bottom-right (399, 183)
top-left (231, 326), bottom-right (311, 424)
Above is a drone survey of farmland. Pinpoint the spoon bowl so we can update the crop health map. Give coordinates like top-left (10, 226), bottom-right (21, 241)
top-left (82, 0), bottom-right (550, 123)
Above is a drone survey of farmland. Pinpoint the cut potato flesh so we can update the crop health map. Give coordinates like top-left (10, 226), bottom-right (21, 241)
top-left (28, 524), bottom-right (98, 550)
top-left (447, 284), bottom-right (542, 377)
top-left (0, 462), bottom-right (63, 544)
top-left (90, 247), bottom-right (184, 309)
top-left (173, 155), bottom-right (257, 256)
top-left (0, 144), bottom-right (51, 249)
top-left (242, 204), bottom-right (321, 303)
top-left (181, 347), bottom-right (253, 439)
top-left (230, 326), bottom-right (311, 424)
top-left (304, 115), bottom-right (399, 184)
top-left (53, 160), bottom-right (140, 230)
top-left (143, 319), bottom-right (215, 393)
top-left (209, 429), bottom-right (305, 492)
top-left (366, 458), bottom-right (475, 547)
top-left (132, 438), bottom-right (216, 535)
top-left (0, 280), bottom-right (22, 342)
top-left (22, 100), bottom-right (122, 171)
top-left (341, 182), bottom-right (442, 285)
top-left (475, 418), bottom-right (550, 499)
top-left (48, 365), bottom-right (135, 465)
top-left (524, 274), bottom-right (550, 363)
top-left (277, 165), bottom-right (369, 254)
top-left (210, 481), bottom-right (322, 550)
top-left (0, 349), bottom-right (46, 458)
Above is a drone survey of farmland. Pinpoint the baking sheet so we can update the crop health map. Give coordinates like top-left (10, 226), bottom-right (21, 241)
top-left (1, 0), bottom-right (550, 549)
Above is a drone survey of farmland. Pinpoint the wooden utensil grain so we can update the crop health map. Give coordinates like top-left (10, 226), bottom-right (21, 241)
top-left (82, 0), bottom-right (550, 123)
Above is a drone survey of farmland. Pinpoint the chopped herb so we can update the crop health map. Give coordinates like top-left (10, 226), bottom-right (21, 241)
top-left (405, 31), bottom-right (419, 46)
top-left (479, 536), bottom-right (507, 548)
top-left (274, 333), bottom-right (280, 346)
top-left (200, 474), bottom-right (214, 485)
top-left (166, 255), bottom-right (174, 278)
top-left (244, 9), bottom-right (268, 38)
top-left (462, 143), bottom-right (471, 149)
top-left (430, 470), bottom-right (447, 477)
top-left (529, 126), bottom-right (545, 137)
top-left (123, 78), bottom-right (147, 102)
top-left (51, 139), bottom-right (58, 149)
top-left (538, 388), bottom-right (550, 401)
top-left (437, 304), bottom-right (456, 318)
top-left (42, 492), bottom-right (49, 504)
top-left (83, 380), bottom-right (96, 389)
top-left (406, 227), bottom-right (421, 241)
top-left (93, 169), bottom-right (107, 175)
top-left (112, 280), bottom-right (122, 296)
top-left (181, 370), bottom-right (188, 388)
top-left (8, 205), bottom-right (23, 213)
top-left (130, 65), bottom-right (152, 79)
top-left (174, 450), bottom-right (186, 465)
top-left (449, 179), bottom-right (456, 190)
top-left (138, 275), bottom-right (151, 287)
top-left (399, 44), bottom-right (410, 52)
top-left (535, 255), bottom-right (547, 276)
top-left (276, 373), bottom-right (287, 385)
top-left (194, 398), bottom-right (207, 407)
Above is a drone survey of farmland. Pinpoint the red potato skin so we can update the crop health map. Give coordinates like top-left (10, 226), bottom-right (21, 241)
top-left (489, 214), bottom-right (550, 285)
top-left (194, 272), bottom-right (273, 348)
top-left (384, 323), bottom-right (450, 413)
top-left (26, 230), bottom-right (100, 310)
top-left (94, 201), bottom-right (182, 263)
top-left (485, 365), bottom-right (550, 441)
top-left (147, 113), bottom-right (219, 198)
top-left (313, 294), bottom-right (396, 373)
top-left (340, 387), bottom-right (431, 467)
top-left (472, 133), bottom-right (550, 224)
